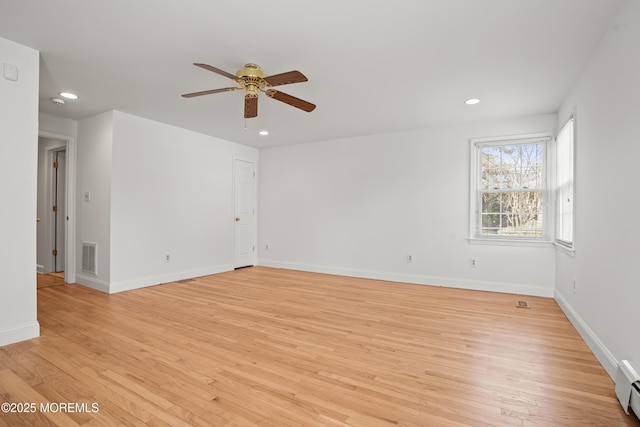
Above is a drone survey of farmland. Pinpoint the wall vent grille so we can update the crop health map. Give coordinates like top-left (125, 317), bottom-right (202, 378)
top-left (82, 242), bottom-right (97, 275)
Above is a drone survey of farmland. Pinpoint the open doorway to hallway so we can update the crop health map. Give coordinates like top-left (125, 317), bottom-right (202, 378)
top-left (37, 137), bottom-right (67, 281)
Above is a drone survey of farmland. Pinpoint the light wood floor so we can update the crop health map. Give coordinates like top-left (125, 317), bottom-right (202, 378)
top-left (36, 273), bottom-right (66, 289)
top-left (1, 267), bottom-right (637, 426)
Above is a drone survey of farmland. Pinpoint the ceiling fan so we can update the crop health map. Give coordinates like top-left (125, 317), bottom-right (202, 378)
top-left (182, 63), bottom-right (316, 119)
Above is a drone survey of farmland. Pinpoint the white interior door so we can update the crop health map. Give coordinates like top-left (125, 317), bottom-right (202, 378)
top-left (234, 159), bottom-right (255, 268)
top-left (54, 150), bottom-right (66, 272)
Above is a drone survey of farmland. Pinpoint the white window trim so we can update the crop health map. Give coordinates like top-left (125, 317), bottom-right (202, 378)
top-left (469, 133), bottom-right (553, 245)
top-left (554, 115), bottom-right (575, 252)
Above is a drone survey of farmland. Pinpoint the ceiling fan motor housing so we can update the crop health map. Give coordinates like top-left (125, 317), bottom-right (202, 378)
top-left (237, 64), bottom-right (266, 97)
top-left (236, 63), bottom-right (266, 79)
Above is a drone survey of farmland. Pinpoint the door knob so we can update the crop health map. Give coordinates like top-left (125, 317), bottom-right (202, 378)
top-left (235, 217), bottom-right (240, 222)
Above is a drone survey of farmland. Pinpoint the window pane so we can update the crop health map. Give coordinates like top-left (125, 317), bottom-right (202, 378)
top-left (474, 137), bottom-right (548, 240)
top-left (520, 143), bottom-right (544, 189)
top-left (500, 214), bottom-right (512, 229)
top-left (481, 143), bottom-right (544, 191)
top-left (521, 191), bottom-right (543, 216)
top-left (481, 213), bottom-right (500, 231)
top-left (501, 145), bottom-right (521, 189)
top-left (481, 147), bottom-right (501, 189)
top-left (500, 192), bottom-right (519, 213)
top-left (482, 192), bottom-right (500, 213)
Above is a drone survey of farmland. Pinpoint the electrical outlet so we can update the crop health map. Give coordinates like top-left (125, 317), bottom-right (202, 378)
top-left (165, 254), bottom-right (171, 263)
top-left (470, 258), bottom-right (477, 268)
top-left (406, 254), bottom-right (414, 263)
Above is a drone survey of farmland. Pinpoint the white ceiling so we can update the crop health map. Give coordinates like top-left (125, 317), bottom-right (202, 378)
top-left (0, 0), bottom-right (624, 148)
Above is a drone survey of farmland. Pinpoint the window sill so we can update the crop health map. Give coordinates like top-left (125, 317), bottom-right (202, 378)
top-left (468, 238), bottom-right (553, 248)
top-left (554, 241), bottom-right (575, 257)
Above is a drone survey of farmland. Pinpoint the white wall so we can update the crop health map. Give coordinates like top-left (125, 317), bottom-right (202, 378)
top-left (75, 111), bottom-right (259, 293)
top-left (0, 37), bottom-right (40, 346)
top-left (39, 112), bottom-right (78, 138)
top-left (555, 0), bottom-right (640, 378)
top-left (259, 114), bottom-right (557, 296)
top-left (109, 111), bottom-right (258, 292)
top-left (75, 111), bottom-right (114, 291)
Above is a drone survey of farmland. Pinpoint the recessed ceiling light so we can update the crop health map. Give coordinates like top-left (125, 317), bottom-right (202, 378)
top-left (465, 98), bottom-right (480, 105)
top-left (59, 92), bottom-right (78, 100)
top-left (50, 97), bottom-right (65, 105)
top-left (258, 130), bottom-right (269, 136)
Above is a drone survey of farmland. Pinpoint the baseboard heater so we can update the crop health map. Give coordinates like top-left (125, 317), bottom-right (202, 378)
top-left (616, 360), bottom-right (640, 419)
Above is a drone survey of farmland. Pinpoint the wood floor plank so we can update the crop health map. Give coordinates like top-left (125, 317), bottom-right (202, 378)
top-left (1, 267), bottom-right (637, 426)
top-left (0, 369), bottom-right (80, 426)
top-left (36, 273), bottom-right (65, 289)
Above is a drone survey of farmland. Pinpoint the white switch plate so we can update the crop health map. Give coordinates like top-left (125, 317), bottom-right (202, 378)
top-left (3, 63), bottom-right (18, 81)
top-left (84, 191), bottom-right (91, 202)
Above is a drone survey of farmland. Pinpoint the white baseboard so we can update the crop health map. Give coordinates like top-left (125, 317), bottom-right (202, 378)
top-left (75, 274), bottom-right (110, 293)
top-left (36, 264), bottom-right (45, 274)
top-left (108, 264), bottom-right (234, 294)
top-left (554, 289), bottom-right (618, 379)
top-left (259, 259), bottom-right (554, 297)
top-left (0, 321), bottom-right (40, 347)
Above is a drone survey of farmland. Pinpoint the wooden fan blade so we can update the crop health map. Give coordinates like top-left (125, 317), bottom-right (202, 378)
top-left (263, 70), bottom-right (308, 87)
top-left (244, 96), bottom-right (258, 118)
top-left (181, 87), bottom-right (238, 98)
top-left (193, 63), bottom-right (238, 80)
top-left (266, 90), bottom-right (316, 112)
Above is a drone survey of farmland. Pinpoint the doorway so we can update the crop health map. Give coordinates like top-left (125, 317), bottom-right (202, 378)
top-left (36, 132), bottom-right (76, 284)
top-left (233, 159), bottom-right (256, 268)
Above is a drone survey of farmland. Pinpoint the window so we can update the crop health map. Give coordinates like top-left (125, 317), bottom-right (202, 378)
top-left (471, 135), bottom-right (551, 242)
top-left (555, 117), bottom-right (574, 247)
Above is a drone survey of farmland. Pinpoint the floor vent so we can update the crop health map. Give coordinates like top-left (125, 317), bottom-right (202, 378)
top-left (82, 242), bottom-right (97, 275)
top-left (516, 300), bottom-right (530, 309)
